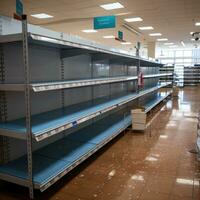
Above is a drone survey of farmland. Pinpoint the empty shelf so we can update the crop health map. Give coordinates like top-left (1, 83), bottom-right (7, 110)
top-left (0, 83), bottom-right (170, 141)
top-left (144, 92), bottom-right (171, 113)
top-left (0, 76), bottom-right (138, 92)
top-left (144, 73), bottom-right (173, 79)
top-left (0, 114), bottom-right (131, 191)
top-left (0, 32), bottom-right (162, 67)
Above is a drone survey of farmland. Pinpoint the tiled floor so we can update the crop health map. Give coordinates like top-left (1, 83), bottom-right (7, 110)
top-left (0, 87), bottom-right (200, 200)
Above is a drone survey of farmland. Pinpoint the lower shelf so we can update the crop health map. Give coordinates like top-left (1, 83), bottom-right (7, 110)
top-left (0, 113), bottom-right (131, 191)
top-left (0, 91), bottom-right (171, 192)
top-left (144, 92), bottom-right (171, 113)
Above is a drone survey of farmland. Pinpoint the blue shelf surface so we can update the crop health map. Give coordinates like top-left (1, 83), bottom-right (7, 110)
top-left (0, 93), bottom-right (135, 137)
top-left (0, 83), bottom-right (170, 141)
top-left (144, 92), bottom-right (171, 112)
top-left (0, 114), bottom-right (131, 189)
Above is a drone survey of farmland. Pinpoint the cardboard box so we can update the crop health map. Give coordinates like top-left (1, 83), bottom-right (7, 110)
top-left (131, 109), bottom-right (147, 131)
top-left (132, 123), bottom-right (146, 130)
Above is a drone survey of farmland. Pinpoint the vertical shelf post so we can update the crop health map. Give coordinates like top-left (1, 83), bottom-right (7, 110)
top-left (60, 33), bottom-right (65, 109)
top-left (22, 15), bottom-right (34, 199)
top-left (0, 26), bottom-right (9, 164)
top-left (137, 59), bottom-right (141, 108)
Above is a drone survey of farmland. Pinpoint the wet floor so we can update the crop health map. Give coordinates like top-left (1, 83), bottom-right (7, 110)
top-left (0, 87), bottom-right (200, 200)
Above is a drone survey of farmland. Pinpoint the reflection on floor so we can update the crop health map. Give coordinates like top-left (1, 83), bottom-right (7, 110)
top-left (0, 87), bottom-right (200, 200)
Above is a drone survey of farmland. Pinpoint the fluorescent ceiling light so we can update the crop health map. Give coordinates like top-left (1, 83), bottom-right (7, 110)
top-left (124, 17), bottom-right (143, 22)
top-left (139, 26), bottom-right (154, 30)
top-left (159, 135), bottom-right (168, 139)
top-left (181, 41), bottom-right (185, 47)
top-left (82, 29), bottom-right (97, 33)
top-left (169, 45), bottom-right (178, 48)
top-left (31, 13), bottom-right (53, 19)
top-left (100, 2), bottom-right (124, 10)
top-left (164, 43), bottom-right (174, 45)
top-left (115, 12), bottom-right (131, 16)
top-left (121, 42), bottom-right (132, 45)
top-left (103, 35), bottom-right (115, 39)
top-left (149, 33), bottom-right (162, 36)
top-left (195, 22), bottom-right (200, 26)
top-left (157, 38), bottom-right (168, 41)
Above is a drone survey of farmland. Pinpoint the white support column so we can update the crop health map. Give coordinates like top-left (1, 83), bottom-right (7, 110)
top-left (148, 42), bottom-right (156, 59)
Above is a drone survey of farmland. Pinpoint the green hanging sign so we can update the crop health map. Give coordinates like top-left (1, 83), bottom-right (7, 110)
top-left (94, 16), bottom-right (116, 30)
top-left (118, 31), bottom-right (123, 40)
top-left (16, 0), bottom-right (23, 16)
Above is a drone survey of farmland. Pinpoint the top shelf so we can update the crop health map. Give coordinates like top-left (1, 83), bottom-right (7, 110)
top-left (0, 31), bottom-right (162, 66)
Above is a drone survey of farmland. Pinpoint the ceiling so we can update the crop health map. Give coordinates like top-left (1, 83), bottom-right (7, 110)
top-left (0, 0), bottom-right (200, 51)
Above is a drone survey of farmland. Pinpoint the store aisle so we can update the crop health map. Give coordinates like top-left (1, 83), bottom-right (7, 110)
top-left (0, 87), bottom-right (200, 200)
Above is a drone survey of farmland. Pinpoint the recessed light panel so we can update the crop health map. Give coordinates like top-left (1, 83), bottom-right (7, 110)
top-left (139, 26), bottom-right (154, 30)
top-left (100, 2), bottom-right (124, 10)
top-left (157, 38), bottom-right (168, 41)
top-left (149, 33), bottom-right (162, 36)
top-left (115, 12), bottom-right (131, 16)
top-left (195, 22), bottom-right (200, 26)
top-left (82, 29), bottom-right (97, 33)
top-left (169, 45), bottom-right (178, 48)
top-left (103, 35), bottom-right (115, 39)
top-left (164, 43), bottom-right (174, 45)
top-left (181, 41), bottom-right (185, 47)
top-left (31, 13), bottom-right (54, 19)
top-left (124, 17), bottom-right (143, 22)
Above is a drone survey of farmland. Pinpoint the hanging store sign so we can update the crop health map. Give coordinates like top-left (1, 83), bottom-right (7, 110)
top-left (137, 42), bottom-right (141, 50)
top-left (16, 0), bottom-right (23, 16)
top-left (118, 31), bottom-right (123, 40)
top-left (94, 16), bottom-right (116, 30)
top-left (115, 31), bottom-right (125, 42)
top-left (14, 0), bottom-right (23, 20)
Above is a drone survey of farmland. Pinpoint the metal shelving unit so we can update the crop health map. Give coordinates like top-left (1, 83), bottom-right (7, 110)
top-left (184, 66), bottom-right (200, 86)
top-left (0, 91), bottom-right (171, 192)
top-left (159, 65), bottom-right (174, 86)
top-left (197, 112), bottom-right (200, 161)
top-left (0, 16), bottom-right (171, 199)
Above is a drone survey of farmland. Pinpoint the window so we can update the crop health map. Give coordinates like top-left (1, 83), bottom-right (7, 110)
top-left (184, 50), bottom-right (192, 57)
top-left (176, 51), bottom-right (183, 57)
